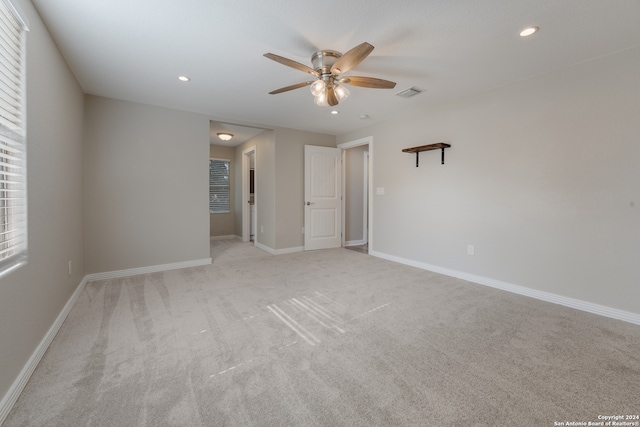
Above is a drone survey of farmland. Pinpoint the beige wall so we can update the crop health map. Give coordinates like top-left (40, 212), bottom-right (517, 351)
top-left (274, 128), bottom-right (336, 250)
top-left (345, 145), bottom-right (368, 243)
top-left (209, 144), bottom-right (235, 237)
top-left (233, 128), bottom-right (335, 251)
top-left (0, 0), bottom-right (85, 405)
top-left (84, 96), bottom-right (210, 273)
top-left (339, 45), bottom-right (640, 315)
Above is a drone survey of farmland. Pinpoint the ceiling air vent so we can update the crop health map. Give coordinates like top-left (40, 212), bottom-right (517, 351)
top-left (396, 86), bottom-right (424, 98)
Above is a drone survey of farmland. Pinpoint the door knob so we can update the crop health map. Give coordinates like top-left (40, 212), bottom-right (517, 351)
top-left (306, 201), bottom-right (313, 206)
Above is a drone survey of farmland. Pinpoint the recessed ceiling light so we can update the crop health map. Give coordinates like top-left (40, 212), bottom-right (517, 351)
top-left (178, 75), bottom-right (190, 82)
top-left (519, 26), bottom-right (539, 37)
top-left (331, 110), bottom-right (339, 115)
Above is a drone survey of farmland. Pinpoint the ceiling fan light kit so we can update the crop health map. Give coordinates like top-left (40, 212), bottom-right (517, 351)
top-left (264, 42), bottom-right (396, 107)
top-left (314, 93), bottom-right (328, 107)
top-left (310, 80), bottom-right (326, 97)
top-left (334, 84), bottom-right (350, 101)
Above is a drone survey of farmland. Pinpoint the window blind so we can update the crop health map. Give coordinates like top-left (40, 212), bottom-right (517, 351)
top-left (209, 159), bottom-right (230, 213)
top-left (0, 0), bottom-right (28, 276)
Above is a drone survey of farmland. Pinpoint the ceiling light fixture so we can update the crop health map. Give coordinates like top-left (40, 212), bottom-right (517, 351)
top-left (310, 80), bottom-right (325, 97)
top-left (310, 79), bottom-right (350, 107)
top-left (334, 84), bottom-right (350, 102)
top-left (331, 110), bottom-right (339, 115)
top-left (178, 75), bottom-right (190, 82)
top-left (217, 133), bottom-right (233, 141)
top-left (519, 26), bottom-right (539, 37)
top-left (265, 43), bottom-right (396, 107)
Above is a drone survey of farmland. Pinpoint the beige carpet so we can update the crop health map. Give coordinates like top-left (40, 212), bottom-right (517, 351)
top-left (4, 239), bottom-right (640, 426)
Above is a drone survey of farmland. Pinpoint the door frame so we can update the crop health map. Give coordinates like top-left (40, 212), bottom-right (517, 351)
top-left (242, 145), bottom-right (256, 242)
top-left (362, 150), bottom-right (369, 245)
top-left (338, 136), bottom-right (373, 253)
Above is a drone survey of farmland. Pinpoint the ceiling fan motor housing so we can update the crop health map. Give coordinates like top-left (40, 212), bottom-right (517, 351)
top-left (311, 50), bottom-right (341, 75)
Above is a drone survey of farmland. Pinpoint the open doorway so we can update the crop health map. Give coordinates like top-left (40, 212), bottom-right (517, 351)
top-left (210, 120), bottom-right (267, 246)
top-left (339, 136), bottom-right (373, 254)
top-left (242, 145), bottom-right (256, 243)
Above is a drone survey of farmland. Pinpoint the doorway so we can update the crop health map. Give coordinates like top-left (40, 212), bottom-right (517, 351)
top-left (242, 145), bottom-right (256, 243)
top-left (339, 136), bottom-right (373, 254)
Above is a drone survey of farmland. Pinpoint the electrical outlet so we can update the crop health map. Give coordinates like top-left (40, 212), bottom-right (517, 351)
top-left (261, 225), bottom-right (264, 233)
top-left (68, 261), bottom-right (72, 276)
top-left (467, 245), bottom-right (475, 256)
top-left (376, 187), bottom-right (385, 195)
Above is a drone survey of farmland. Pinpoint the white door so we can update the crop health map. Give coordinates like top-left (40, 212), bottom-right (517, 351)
top-left (304, 145), bottom-right (342, 250)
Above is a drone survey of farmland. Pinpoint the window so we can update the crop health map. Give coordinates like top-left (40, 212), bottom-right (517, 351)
top-left (0, 0), bottom-right (28, 277)
top-left (209, 159), bottom-right (230, 213)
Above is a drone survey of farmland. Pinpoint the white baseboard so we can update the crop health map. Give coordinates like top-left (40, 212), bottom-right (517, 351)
top-left (254, 242), bottom-right (304, 255)
top-left (0, 257), bottom-right (214, 422)
top-left (1, 256), bottom-right (215, 423)
top-left (253, 242), bottom-right (272, 254)
top-left (85, 258), bottom-right (212, 281)
top-left (0, 276), bottom-right (88, 425)
top-left (274, 246), bottom-right (304, 255)
top-left (370, 250), bottom-right (640, 326)
top-left (345, 240), bottom-right (367, 247)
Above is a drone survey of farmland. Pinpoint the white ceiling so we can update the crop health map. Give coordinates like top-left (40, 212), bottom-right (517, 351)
top-left (32, 0), bottom-right (640, 137)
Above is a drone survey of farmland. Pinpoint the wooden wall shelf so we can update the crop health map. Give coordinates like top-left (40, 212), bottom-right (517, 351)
top-left (402, 143), bottom-right (451, 167)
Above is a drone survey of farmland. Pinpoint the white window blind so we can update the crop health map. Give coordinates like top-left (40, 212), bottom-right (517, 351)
top-left (209, 159), bottom-right (230, 213)
top-left (0, 0), bottom-right (28, 277)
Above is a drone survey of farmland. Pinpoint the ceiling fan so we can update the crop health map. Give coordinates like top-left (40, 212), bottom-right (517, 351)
top-left (264, 42), bottom-right (396, 107)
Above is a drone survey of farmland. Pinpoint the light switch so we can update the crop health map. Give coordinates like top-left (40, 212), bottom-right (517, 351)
top-left (376, 187), bottom-right (385, 195)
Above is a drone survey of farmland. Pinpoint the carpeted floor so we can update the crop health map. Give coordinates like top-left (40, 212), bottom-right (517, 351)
top-left (4, 239), bottom-right (640, 426)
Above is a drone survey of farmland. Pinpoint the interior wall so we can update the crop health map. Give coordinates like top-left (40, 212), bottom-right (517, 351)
top-left (84, 96), bottom-right (211, 274)
top-left (338, 45), bottom-right (640, 315)
top-left (209, 144), bottom-right (235, 237)
top-left (273, 128), bottom-right (336, 250)
top-left (345, 145), bottom-right (367, 243)
top-left (0, 0), bottom-right (85, 406)
top-left (233, 128), bottom-right (335, 251)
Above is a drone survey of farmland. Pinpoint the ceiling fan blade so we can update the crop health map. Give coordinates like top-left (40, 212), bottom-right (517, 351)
top-left (339, 76), bottom-right (397, 89)
top-left (327, 86), bottom-right (339, 106)
top-left (264, 53), bottom-right (320, 78)
top-left (268, 81), bottom-right (314, 94)
top-left (330, 42), bottom-right (374, 75)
